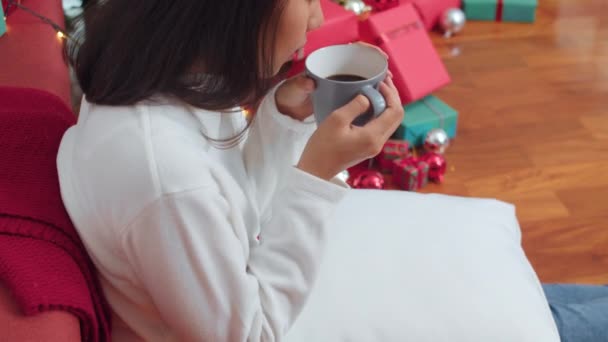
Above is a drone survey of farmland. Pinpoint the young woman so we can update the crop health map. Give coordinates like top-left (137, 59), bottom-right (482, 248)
top-left (57, 0), bottom-right (608, 341)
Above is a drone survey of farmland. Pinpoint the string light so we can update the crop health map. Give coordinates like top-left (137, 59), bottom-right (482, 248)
top-left (5, 0), bottom-right (73, 42)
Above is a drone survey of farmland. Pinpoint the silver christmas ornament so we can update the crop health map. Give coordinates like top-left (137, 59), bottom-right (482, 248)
top-left (424, 128), bottom-right (450, 154)
top-left (342, 0), bottom-right (372, 16)
top-left (440, 8), bottom-right (466, 38)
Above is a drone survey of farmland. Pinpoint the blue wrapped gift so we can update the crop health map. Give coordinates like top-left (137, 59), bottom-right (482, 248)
top-left (392, 95), bottom-right (458, 146)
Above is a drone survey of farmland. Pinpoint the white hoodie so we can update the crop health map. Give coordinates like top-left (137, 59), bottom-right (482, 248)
top-left (57, 86), bottom-right (348, 341)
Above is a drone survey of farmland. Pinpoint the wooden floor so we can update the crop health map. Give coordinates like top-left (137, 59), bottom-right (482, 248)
top-left (416, 0), bottom-right (608, 284)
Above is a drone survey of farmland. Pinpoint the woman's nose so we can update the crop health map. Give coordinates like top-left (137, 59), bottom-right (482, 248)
top-left (308, 3), bottom-right (324, 32)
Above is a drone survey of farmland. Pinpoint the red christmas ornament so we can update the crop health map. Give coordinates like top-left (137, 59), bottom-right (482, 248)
top-left (347, 159), bottom-right (372, 177)
top-left (349, 170), bottom-right (385, 189)
top-left (421, 153), bottom-right (447, 183)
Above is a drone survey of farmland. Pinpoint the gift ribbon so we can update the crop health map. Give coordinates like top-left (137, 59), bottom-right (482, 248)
top-left (384, 142), bottom-right (408, 156)
top-left (395, 162), bottom-right (418, 190)
top-left (375, 20), bottom-right (424, 46)
top-left (496, 0), bottom-right (504, 22)
top-left (408, 97), bottom-right (448, 144)
top-left (421, 97), bottom-right (446, 129)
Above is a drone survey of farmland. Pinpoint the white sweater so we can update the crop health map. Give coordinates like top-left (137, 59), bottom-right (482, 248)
top-left (56, 87), bottom-right (348, 341)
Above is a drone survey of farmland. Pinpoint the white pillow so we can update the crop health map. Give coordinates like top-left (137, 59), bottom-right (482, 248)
top-left (286, 190), bottom-right (560, 342)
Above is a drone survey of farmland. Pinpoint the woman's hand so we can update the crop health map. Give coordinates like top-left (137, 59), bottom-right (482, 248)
top-left (275, 74), bottom-right (316, 122)
top-left (297, 75), bottom-right (404, 181)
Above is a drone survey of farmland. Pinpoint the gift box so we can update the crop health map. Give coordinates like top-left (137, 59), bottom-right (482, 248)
top-left (287, 0), bottom-right (359, 76)
top-left (376, 139), bottom-right (410, 173)
top-left (411, 159), bottom-right (430, 188)
top-left (393, 161), bottom-right (419, 191)
top-left (303, 0), bottom-right (359, 57)
top-left (394, 157), bottom-right (430, 190)
top-left (463, 0), bottom-right (537, 23)
top-left (393, 159), bottom-right (422, 191)
top-left (392, 95), bottom-right (458, 146)
top-left (363, 0), bottom-right (401, 12)
top-left (359, 3), bottom-right (451, 104)
top-left (410, 0), bottom-right (462, 30)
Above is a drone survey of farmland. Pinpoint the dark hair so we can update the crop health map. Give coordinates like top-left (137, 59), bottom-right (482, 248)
top-left (68, 0), bottom-right (289, 111)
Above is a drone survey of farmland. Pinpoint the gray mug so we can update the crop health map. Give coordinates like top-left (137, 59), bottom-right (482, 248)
top-left (305, 44), bottom-right (388, 126)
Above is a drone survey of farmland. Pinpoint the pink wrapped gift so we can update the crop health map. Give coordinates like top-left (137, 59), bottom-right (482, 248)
top-left (363, 0), bottom-right (401, 12)
top-left (288, 0), bottom-right (359, 76)
top-left (359, 3), bottom-right (451, 103)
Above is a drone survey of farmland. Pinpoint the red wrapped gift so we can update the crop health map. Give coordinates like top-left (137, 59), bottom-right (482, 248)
top-left (376, 139), bottom-right (409, 173)
top-left (359, 3), bottom-right (451, 104)
top-left (411, 0), bottom-right (463, 30)
top-left (410, 158), bottom-right (430, 188)
top-left (392, 159), bottom-right (420, 191)
top-left (363, 0), bottom-right (401, 12)
top-left (393, 157), bottom-right (429, 189)
top-left (288, 0), bottom-right (359, 76)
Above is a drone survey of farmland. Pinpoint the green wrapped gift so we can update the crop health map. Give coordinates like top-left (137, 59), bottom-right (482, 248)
top-left (392, 95), bottom-right (458, 147)
top-left (463, 0), bottom-right (537, 23)
top-left (1, 5), bottom-right (6, 38)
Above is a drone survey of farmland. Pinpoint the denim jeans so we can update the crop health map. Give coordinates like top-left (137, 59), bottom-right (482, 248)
top-left (543, 284), bottom-right (608, 342)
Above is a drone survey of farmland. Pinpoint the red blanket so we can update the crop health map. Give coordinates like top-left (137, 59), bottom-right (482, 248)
top-left (0, 87), bottom-right (112, 341)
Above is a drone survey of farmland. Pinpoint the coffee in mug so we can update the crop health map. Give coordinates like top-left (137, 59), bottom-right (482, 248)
top-left (326, 74), bottom-right (367, 82)
top-left (305, 44), bottom-right (388, 126)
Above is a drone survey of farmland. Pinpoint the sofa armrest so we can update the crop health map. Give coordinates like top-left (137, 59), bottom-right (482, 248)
top-left (0, 282), bottom-right (81, 342)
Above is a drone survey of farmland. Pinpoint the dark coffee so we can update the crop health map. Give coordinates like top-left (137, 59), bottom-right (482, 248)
top-left (327, 74), bottom-right (367, 82)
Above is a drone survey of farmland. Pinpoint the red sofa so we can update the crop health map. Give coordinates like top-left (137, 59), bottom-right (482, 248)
top-left (0, 0), bottom-right (71, 106)
top-left (0, 283), bottom-right (80, 341)
top-left (0, 86), bottom-right (83, 339)
top-left (0, 1), bottom-right (112, 340)
top-left (0, 86), bottom-right (114, 341)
